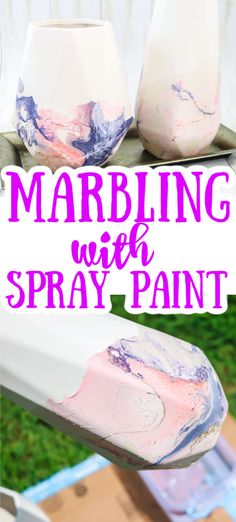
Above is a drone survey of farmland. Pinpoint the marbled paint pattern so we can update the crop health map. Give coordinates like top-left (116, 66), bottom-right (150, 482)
top-left (136, 80), bottom-right (220, 160)
top-left (15, 80), bottom-right (132, 169)
top-left (49, 329), bottom-right (227, 469)
top-left (135, 0), bottom-right (221, 160)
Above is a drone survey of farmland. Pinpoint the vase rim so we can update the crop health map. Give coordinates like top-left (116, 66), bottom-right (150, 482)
top-left (31, 19), bottom-right (110, 30)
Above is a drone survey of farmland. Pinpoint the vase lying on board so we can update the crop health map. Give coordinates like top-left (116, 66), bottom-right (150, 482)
top-left (136, 0), bottom-right (220, 160)
top-left (13, 19), bottom-right (133, 169)
top-left (0, 310), bottom-right (227, 470)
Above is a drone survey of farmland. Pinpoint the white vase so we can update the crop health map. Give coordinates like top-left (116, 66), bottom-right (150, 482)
top-left (136, 0), bottom-right (220, 160)
top-left (13, 20), bottom-right (133, 169)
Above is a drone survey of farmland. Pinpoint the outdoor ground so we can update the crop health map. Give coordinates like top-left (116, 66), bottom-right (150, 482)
top-left (1, 296), bottom-right (236, 492)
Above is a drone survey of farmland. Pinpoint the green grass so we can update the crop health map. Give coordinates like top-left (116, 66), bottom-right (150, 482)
top-left (1, 296), bottom-right (236, 492)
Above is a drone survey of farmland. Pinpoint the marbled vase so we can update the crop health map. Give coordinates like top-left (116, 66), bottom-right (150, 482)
top-left (136, 0), bottom-right (220, 160)
top-left (0, 310), bottom-right (227, 470)
top-left (13, 20), bottom-right (133, 169)
top-left (49, 326), bottom-right (227, 469)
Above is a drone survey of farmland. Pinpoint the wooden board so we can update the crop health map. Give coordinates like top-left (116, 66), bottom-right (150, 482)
top-left (198, 507), bottom-right (233, 522)
top-left (39, 414), bottom-right (236, 522)
top-left (221, 414), bottom-right (236, 448)
top-left (40, 466), bottom-right (169, 522)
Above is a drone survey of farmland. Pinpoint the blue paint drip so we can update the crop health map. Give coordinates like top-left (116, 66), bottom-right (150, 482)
top-left (157, 374), bottom-right (227, 465)
top-left (72, 102), bottom-right (132, 165)
top-left (171, 83), bottom-right (216, 116)
top-left (16, 83), bottom-right (53, 146)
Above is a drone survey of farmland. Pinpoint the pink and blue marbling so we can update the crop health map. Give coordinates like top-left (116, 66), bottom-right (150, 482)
top-left (49, 329), bottom-right (227, 470)
top-left (15, 79), bottom-right (132, 169)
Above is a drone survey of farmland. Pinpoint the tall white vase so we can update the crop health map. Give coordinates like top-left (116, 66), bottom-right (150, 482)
top-left (13, 20), bottom-right (133, 169)
top-left (136, 0), bottom-right (220, 160)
